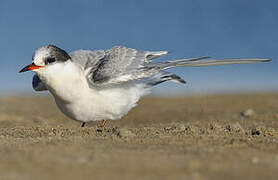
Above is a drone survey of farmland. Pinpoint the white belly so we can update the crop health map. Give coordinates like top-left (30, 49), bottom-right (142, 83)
top-left (54, 83), bottom-right (149, 122)
top-left (38, 62), bottom-right (150, 122)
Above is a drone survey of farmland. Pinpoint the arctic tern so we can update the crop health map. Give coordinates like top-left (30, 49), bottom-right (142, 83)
top-left (19, 45), bottom-right (270, 127)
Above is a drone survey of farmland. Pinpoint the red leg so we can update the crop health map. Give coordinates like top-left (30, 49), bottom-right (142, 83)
top-left (100, 119), bottom-right (107, 127)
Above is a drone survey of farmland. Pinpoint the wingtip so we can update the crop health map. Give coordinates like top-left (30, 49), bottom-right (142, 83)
top-left (249, 58), bottom-right (272, 62)
top-left (200, 56), bottom-right (211, 60)
top-left (180, 79), bottom-right (187, 84)
top-left (262, 58), bottom-right (272, 62)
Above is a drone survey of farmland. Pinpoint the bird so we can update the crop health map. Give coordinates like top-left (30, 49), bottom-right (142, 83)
top-left (19, 45), bottom-right (270, 127)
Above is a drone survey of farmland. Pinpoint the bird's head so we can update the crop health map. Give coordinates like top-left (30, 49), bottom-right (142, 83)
top-left (19, 45), bottom-right (71, 75)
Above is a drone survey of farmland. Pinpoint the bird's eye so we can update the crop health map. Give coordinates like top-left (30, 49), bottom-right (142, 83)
top-left (45, 58), bottom-right (56, 65)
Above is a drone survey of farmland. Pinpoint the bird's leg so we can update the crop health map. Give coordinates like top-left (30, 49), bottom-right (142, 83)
top-left (96, 120), bottom-right (107, 133)
top-left (81, 122), bottom-right (86, 127)
top-left (100, 119), bottom-right (107, 127)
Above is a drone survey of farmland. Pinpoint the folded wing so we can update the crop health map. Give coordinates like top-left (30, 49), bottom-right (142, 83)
top-left (71, 46), bottom-right (170, 87)
top-left (70, 46), bottom-right (271, 88)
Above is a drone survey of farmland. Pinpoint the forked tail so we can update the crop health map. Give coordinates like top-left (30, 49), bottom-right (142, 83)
top-left (149, 57), bottom-right (271, 70)
top-left (146, 57), bottom-right (271, 86)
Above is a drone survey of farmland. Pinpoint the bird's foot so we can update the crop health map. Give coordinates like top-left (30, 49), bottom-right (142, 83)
top-left (100, 119), bottom-right (107, 127)
top-left (96, 120), bottom-right (107, 132)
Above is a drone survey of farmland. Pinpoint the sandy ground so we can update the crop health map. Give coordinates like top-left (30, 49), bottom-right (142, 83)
top-left (0, 93), bottom-right (278, 180)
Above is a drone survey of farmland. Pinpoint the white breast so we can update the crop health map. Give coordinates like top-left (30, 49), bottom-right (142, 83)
top-left (39, 61), bottom-right (150, 122)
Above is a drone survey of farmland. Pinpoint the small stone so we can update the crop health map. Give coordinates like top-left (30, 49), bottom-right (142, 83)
top-left (51, 128), bottom-right (57, 135)
top-left (175, 124), bottom-right (186, 132)
top-left (251, 128), bottom-right (260, 136)
top-left (225, 125), bottom-right (231, 131)
top-left (241, 109), bottom-right (255, 117)
top-left (252, 157), bottom-right (259, 164)
top-left (96, 129), bottom-right (103, 132)
top-left (118, 128), bottom-right (135, 138)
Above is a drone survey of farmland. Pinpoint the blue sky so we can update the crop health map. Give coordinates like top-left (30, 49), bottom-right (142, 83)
top-left (0, 0), bottom-right (277, 95)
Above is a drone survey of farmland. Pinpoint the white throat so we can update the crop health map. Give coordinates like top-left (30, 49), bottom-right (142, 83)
top-left (36, 61), bottom-right (88, 103)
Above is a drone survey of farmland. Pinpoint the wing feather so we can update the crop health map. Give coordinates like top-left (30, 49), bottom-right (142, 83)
top-left (70, 46), bottom-right (270, 88)
top-left (71, 46), bottom-right (168, 87)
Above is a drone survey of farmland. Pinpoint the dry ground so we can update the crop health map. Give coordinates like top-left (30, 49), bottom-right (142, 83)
top-left (0, 93), bottom-right (278, 180)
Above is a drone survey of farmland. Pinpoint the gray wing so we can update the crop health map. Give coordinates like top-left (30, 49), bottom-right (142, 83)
top-left (86, 46), bottom-right (170, 85)
top-left (70, 46), bottom-right (271, 88)
top-left (32, 74), bottom-right (48, 91)
top-left (70, 46), bottom-right (169, 87)
top-left (70, 49), bottom-right (105, 68)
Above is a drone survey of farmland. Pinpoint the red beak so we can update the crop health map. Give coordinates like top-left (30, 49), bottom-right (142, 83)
top-left (19, 63), bottom-right (43, 73)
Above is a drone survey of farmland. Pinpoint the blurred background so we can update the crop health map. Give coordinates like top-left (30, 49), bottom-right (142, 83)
top-left (1, 2), bottom-right (278, 179)
top-left (0, 0), bottom-right (277, 95)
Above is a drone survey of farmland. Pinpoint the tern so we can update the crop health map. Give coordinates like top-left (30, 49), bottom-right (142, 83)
top-left (19, 45), bottom-right (270, 127)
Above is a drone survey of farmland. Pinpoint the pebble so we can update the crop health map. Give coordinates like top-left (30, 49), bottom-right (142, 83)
top-left (175, 124), bottom-right (186, 132)
top-left (251, 128), bottom-right (260, 136)
top-left (117, 128), bottom-right (135, 138)
top-left (252, 157), bottom-right (259, 164)
top-left (241, 109), bottom-right (255, 117)
top-left (225, 125), bottom-right (231, 131)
